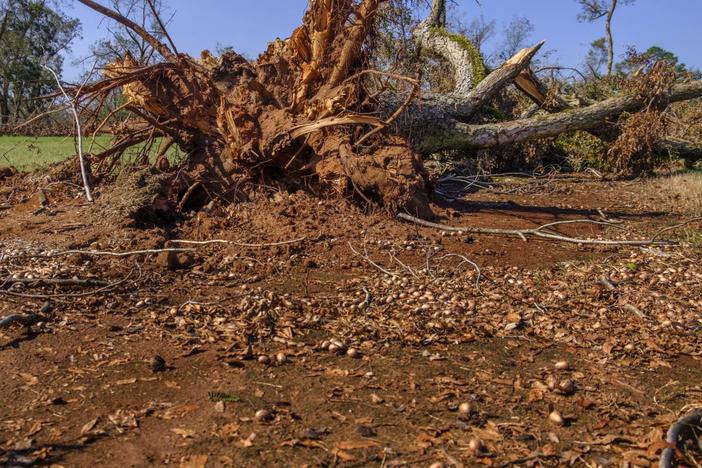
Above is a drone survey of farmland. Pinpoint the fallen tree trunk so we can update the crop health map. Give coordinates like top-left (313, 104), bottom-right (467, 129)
top-left (417, 80), bottom-right (702, 152)
top-left (656, 137), bottom-right (702, 165)
top-left (396, 0), bottom-right (702, 159)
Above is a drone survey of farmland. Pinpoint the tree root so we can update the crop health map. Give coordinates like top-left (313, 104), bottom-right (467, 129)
top-left (0, 313), bottom-right (39, 329)
top-left (660, 409), bottom-right (702, 468)
top-left (397, 213), bottom-right (677, 246)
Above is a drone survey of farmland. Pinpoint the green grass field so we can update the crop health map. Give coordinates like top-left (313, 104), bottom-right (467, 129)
top-left (0, 135), bottom-right (184, 172)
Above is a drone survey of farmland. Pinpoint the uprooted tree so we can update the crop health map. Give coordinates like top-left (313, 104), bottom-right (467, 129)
top-left (72, 0), bottom-right (702, 217)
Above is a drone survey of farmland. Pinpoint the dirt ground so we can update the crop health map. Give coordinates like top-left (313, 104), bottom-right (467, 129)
top-left (0, 168), bottom-right (701, 467)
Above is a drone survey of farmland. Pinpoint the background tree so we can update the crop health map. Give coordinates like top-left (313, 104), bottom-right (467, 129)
top-left (575, 0), bottom-right (635, 77)
top-left (584, 37), bottom-right (608, 77)
top-left (496, 16), bottom-right (534, 63)
top-left (88, 0), bottom-right (171, 68)
top-left (455, 14), bottom-right (495, 56)
top-left (0, 0), bottom-right (80, 124)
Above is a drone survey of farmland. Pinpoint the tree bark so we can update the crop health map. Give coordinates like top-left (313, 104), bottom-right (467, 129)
top-left (419, 80), bottom-right (702, 152)
top-left (656, 137), bottom-right (702, 165)
top-left (389, 26), bottom-right (544, 148)
top-left (605, 0), bottom-right (617, 77)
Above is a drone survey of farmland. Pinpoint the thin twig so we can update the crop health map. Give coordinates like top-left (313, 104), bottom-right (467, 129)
top-left (0, 277), bottom-right (109, 288)
top-left (0, 272), bottom-right (132, 299)
top-left (397, 213), bottom-right (677, 246)
top-left (355, 71), bottom-right (421, 147)
top-left (348, 242), bottom-right (400, 278)
top-left (438, 253), bottom-right (481, 290)
top-left (145, 0), bottom-right (178, 55)
top-left (42, 62), bottom-right (96, 202)
top-left (0, 313), bottom-right (39, 329)
top-left (651, 217), bottom-right (702, 241)
top-left (16, 247), bottom-right (194, 259)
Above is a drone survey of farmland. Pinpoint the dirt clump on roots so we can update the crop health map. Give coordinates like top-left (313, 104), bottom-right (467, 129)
top-left (76, 0), bottom-right (431, 219)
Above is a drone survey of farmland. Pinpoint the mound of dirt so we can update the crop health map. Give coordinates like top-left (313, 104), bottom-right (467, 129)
top-left (91, 166), bottom-right (172, 226)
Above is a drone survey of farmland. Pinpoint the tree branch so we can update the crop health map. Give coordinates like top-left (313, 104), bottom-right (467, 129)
top-left (397, 213), bottom-right (676, 246)
top-left (77, 0), bottom-right (177, 63)
top-left (424, 79), bottom-right (702, 152)
top-left (42, 64), bottom-right (94, 202)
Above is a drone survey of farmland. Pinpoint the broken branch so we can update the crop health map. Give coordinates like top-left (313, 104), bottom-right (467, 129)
top-left (397, 213), bottom-right (677, 246)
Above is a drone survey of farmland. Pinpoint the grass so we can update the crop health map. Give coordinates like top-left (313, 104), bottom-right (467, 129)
top-left (661, 170), bottom-right (702, 216)
top-left (0, 135), bottom-right (184, 172)
top-left (647, 169), bottom-right (702, 250)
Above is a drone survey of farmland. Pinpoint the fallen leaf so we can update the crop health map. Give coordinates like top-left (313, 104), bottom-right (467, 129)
top-left (219, 423), bottom-right (240, 439)
top-left (26, 421), bottom-right (43, 436)
top-left (180, 454), bottom-right (208, 468)
top-left (171, 428), bottom-right (196, 438)
top-left (161, 404), bottom-right (199, 420)
top-left (19, 373), bottom-right (39, 386)
top-left (108, 410), bottom-right (138, 429)
top-left (80, 418), bottom-right (98, 435)
top-left (336, 440), bottom-right (378, 450)
top-left (165, 381), bottom-right (181, 389)
top-left (115, 377), bottom-right (137, 386)
top-left (331, 448), bottom-right (356, 461)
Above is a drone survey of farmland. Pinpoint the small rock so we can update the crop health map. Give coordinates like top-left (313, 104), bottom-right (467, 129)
top-left (555, 360), bottom-right (570, 371)
top-left (258, 355), bottom-right (271, 365)
top-left (302, 428), bottom-right (323, 440)
top-left (346, 348), bottom-right (361, 358)
top-left (150, 355), bottom-right (166, 372)
top-left (370, 393), bottom-right (384, 404)
top-left (356, 425), bottom-right (376, 437)
top-left (549, 410), bottom-right (564, 426)
top-left (557, 379), bottom-right (576, 396)
top-left (546, 375), bottom-right (558, 391)
top-left (468, 437), bottom-right (484, 453)
top-left (458, 402), bottom-right (472, 415)
top-left (255, 409), bottom-right (273, 422)
top-left (275, 352), bottom-right (287, 365)
top-left (214, 401), bottom-right (225, 413)
top-left (156, 251), bottom-right (194, 271)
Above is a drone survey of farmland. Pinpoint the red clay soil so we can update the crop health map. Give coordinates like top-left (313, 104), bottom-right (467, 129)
top-left (0, 169), bottom-right (701, 467)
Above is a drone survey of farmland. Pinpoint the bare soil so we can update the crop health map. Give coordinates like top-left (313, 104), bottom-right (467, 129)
top-left (1, 169), bottom-right (701, 467)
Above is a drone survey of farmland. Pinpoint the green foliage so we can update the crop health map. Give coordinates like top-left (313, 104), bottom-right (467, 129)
top-left (585, 37), bottom-right (608, 77)
top-left (0, 0), bottom-right (80, 124)
top-left (430, 27), bottom-right (487, 85)
top-left (682, 229), bottom-right (702, 250)
top-left (483, 106), bottom-right (507, 121)
top-left (208, 391), bottom-right (240, 402)
top-left (554, 131), bottom-right (610, 171)
top-left (617, 45), bottom-right (689, 76)
top-left (0, 136), bottom-right (183, 172)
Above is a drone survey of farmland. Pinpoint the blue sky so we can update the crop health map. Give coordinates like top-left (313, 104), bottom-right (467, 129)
top-left (63, 0), bottom-right (701, 82)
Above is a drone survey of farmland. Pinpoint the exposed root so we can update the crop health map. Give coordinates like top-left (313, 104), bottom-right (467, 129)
top-left (74, 0), bottom-right (430, 217)
top-left (660, 409), bottom-right (702, 468)
top-left (397, 213), bottom-right (678, 246)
